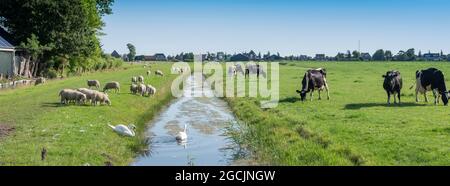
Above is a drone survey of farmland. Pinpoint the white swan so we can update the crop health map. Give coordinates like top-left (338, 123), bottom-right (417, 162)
top-left (108, 124), bottom-right (136, 137)
top-left (176, 124), bottom-right (188, 142)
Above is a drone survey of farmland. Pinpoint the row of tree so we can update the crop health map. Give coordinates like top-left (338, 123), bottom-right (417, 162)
top-left (0, 0), bottom-right (121, 78)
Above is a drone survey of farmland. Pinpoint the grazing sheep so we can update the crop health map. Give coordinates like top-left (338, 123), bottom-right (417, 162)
top-left (103, 82), bottom-right (120, 93)
top-left (92, 91), bottom-right (111, 106)
top-left (35, 77), bottom-right (46, 86)
top-left (59, 89), bottom-right (87, 105)
top-left (77, 88), bottom-right (98, 104)
top-left (131, 77), bottom-right (138, 83)
top-left (155, 70), bottom-right (164, 77)
top-left (130, 84), bottom-right (138, 95)
top-left (146, 85), bottom-right (156, 97)
top-left (87, 80), bottom-right (101, 89)
top-left (137, 84), bottom-right (147, 96)
top-left (147, 71), bottom-right (151, 76)
top-left (138, 76), bottom-right (145, 83)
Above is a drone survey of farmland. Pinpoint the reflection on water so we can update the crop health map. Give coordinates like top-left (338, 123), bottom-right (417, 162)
top-left (133, 75), bottom-right (241, 166)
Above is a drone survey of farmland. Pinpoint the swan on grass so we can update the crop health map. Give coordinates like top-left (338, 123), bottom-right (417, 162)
top-left (176, 124), bottom-right (188, 142)
top-left (108, 124), bottom-right (136, 137)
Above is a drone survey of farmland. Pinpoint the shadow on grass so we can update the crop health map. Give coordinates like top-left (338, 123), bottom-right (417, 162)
top-left (41, 102), bottom-right (93, 108)
top-left (279, 97), bottom-right (302, 103)
top-left (344, 102), bottom-right (426, 110)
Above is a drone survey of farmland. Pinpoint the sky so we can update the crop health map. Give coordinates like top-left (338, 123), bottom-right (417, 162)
top-left (100, 0), bottom-right (450, 56)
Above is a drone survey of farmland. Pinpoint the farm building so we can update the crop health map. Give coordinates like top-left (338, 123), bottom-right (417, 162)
top-left (111, 50), bottom-right (121, 58)
top-left (0, 28), bottom-right (28, 78)
top-left (0, 29), bottom-right (17, 78)
top-left (423, 52), bottom-right (441, 61)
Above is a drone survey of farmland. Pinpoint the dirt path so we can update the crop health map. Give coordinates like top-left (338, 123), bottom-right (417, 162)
top-left (0, 124), bottom-right (14, 140)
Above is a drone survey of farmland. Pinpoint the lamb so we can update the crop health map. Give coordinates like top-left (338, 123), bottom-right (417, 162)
top-left (147, 71), bottom-right (151, 76)
top-left (146, 85), bottom-right (156, 97)
top-left (87, 80), bottom-right (101, 89)
top-left (131, 77), bottom-right (138, 83)
top-left (59, 89), bottom-right (87, 105)
top-left (155, 70), bottom-right (164, 77)
top-left (92, 91), bottom-right (111, 106)
top-left (137, 84), bottom-right (147, 96)
top-left (130, 84), bottom-right (138, 95)
top-left (35, 77), bottom-right (46, 86)
top-left (103, 82), bottom-right (120, 93)
top-left (138, 76), bottom-right (145, 83)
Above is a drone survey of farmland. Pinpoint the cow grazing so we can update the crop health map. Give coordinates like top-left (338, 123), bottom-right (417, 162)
top-left (383, 70), bottom-right (403, 104)
top-left (296, 68), bottom-right (330, 101)
top-left (412, 68), bottom-right (448, 106)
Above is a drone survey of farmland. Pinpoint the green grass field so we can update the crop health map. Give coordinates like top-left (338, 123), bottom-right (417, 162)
top-left (1, 61), bottom-right (449, 166)
top-left (0, 63), bottom-right (177, 166)
top-left (225, 62), bottom-right (450, 166)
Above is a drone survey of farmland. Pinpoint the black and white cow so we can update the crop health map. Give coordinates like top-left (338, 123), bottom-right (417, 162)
top-left (296, 68), bottom-right (330, 101)
top-left (245, 64), bottom-right (267, 78)
top-left (412, 68), bottom-right (448, 106)
top-left (382, 70), bottom-right (403, 104)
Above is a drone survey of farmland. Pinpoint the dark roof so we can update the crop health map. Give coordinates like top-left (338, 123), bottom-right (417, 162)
top-left (0, 36), bottom-right (14, 49)
top-left (0, 28), bottom-right (14, 49)
top-left (111, 50), bottom-right (121, 58)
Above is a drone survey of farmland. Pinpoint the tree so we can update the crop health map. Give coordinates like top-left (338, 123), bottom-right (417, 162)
top-left (346, 50), bottom-right (352, 60)
top-left (406, 48), bottom-right (416, 61)
top-left (335, 53), bottom-right (345, 61)
top-left (127, 43), bottom-right (136, 61)
top-left (384, 50), bottom-right (393, 61)
top-left (19, 34), bottom-right (52, 77)
top-left (352, 50), bottom-right (361, 60)
top-left (0, 0), bottom-right (115, 76)
top-left (372, 49), bottom-right (385, 61)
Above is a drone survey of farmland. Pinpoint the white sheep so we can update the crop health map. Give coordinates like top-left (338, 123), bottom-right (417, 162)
top-left (130, 84), bottom-right (138, 95)
top-left (146, 85), bottom-right (156, 97)
top-left (87, 80), bottom-right (101, 89)
top-left (131, 77), bottom-right (138, 83)
top-left (103, 82), bottom-right (120, 93)
top-left (35, 77), bottom-right (46, 86)
top-left (59, 89), bottom-right (87, 105)
top-left (137, 84), bottom-right (147, 96)
top-left (77, 88), bottom-right (97, 104)
top-left (138, 76), bottom-right (145, 83)
top-left (92, 91), bottom-right (111, 106)
top-left (155, 70), bottom-right (164, 77)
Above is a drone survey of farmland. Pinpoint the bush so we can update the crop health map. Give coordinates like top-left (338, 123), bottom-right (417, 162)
top-left (44, 69), bottom-right (58, 79)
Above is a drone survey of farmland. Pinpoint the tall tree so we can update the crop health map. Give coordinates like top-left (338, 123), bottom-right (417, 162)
top-left (0, 0), bottom-right (115, 75)
top-left (372, 49), bottom-right (385, 61)
top-left (126, 43), bottom-right (136, 61)
top-left (384, 50), bottom-right (393, 61)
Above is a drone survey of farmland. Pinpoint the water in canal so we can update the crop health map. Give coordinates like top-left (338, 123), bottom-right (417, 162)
top-left (133, 75), bottom-right (242, 166)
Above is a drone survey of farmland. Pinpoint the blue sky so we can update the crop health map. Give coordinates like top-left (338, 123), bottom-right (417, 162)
top-left (100, 0), bottom-right (450, 56)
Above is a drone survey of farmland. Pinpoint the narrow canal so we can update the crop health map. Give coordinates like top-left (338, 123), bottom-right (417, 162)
top-left (133, 75), bottom-right (243, 166)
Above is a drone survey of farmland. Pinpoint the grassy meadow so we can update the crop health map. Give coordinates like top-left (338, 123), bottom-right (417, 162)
top-left (0, 63), bottom-right (178, 166)
top-left (1, 61), bottom-right (449, 166)
top-left (224, 62), bottom-right (450, 166)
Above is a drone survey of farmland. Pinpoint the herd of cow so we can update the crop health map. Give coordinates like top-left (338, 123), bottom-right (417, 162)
top-left (296, 67), bottom-right (449, 106)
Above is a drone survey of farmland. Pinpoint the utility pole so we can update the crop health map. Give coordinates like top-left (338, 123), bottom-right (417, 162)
top-left (358, 40), bottom-right (361, 53)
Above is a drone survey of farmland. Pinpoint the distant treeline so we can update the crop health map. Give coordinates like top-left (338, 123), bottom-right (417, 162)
top-left (164, 49), bottom-right (450, 62)
top-left (0, 0), bottom-right (122, 78)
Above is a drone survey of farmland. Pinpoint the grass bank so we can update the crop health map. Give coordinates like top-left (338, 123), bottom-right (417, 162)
top-left (0, 63), bottom-right (177, 166)
top-left (223, 61), bottom-right (450, 165)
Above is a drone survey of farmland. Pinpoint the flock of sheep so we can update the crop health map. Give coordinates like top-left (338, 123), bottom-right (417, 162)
top-left (59, 81), bottom-right (113, 106)
top-left (58, 65), bottom-right (168, 106)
